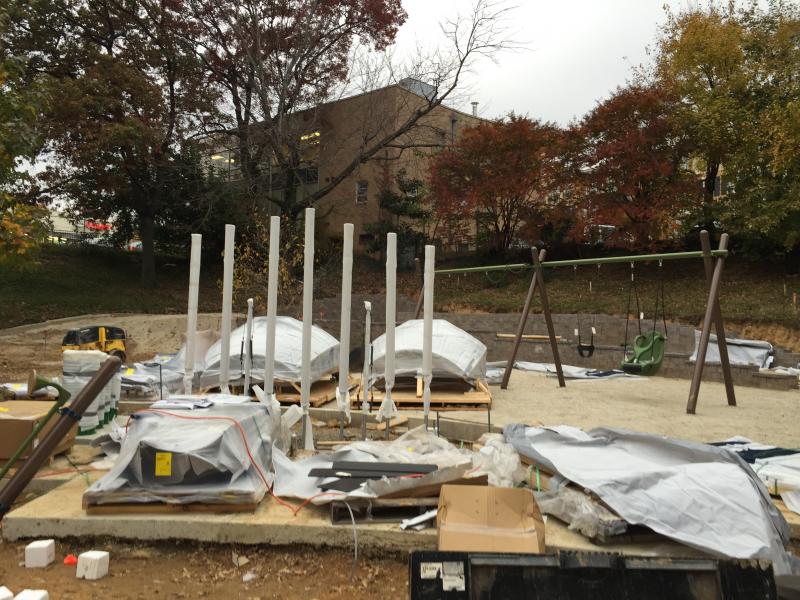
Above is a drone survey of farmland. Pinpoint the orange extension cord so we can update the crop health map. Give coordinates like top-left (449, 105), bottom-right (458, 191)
top-left (127, 409), bottom-right (345, 516)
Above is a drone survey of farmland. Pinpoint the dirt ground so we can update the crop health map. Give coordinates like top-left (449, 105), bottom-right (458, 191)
top-left (0, 313), bottom-right (226, 382)
top-left (0, 539), bottom-right (407, 599)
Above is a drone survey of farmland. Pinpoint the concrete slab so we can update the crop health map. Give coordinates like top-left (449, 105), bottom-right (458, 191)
top-left (2, 475), bottom-right (712, 560)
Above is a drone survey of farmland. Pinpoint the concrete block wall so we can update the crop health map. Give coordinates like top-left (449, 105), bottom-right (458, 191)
top-left (309, 294), bottom-right (798, 390)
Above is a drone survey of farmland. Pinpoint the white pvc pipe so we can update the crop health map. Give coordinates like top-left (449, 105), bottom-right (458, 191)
top-left (361, 301), bottom-right (372, 413)
top-left (264, 215), bottom-right (280, 397)
top-left (243, 297), bottom-right (254, 393)
top-left (219, 224), bottom-right (236, 393)
top-left (300, 207), bottom-right (315, 449)
top-left (422, 244), bottom-right (435, 424)
top-left (183, 234), bottom-right (202, 394)
top-left (377, 232), bottom-right (398, 422)
top-left (337, 223), bottom-right (354, 422)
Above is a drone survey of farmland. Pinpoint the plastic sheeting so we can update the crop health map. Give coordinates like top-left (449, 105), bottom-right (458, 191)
top-left (690, 331), bottom-right (774, 368)
top-left (513, 361), bottom-right (639, 380)
top-left (503, 424), bottom-right (797, 576)
top-left (201, 316), bottom-right (338, 386)
top-left (85, 403), bottom-right (273, 505)
top-left (370, 319), bottom-right (486, 386)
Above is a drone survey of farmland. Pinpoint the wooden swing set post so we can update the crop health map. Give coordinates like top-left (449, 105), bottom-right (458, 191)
top-left (501, 248), bottom-right (565, 389)
top-left (687, 232), bottom-right (734, 414)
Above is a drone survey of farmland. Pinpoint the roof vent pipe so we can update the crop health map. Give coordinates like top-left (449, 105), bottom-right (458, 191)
top-left (471, 101), bottom-right (478, 116)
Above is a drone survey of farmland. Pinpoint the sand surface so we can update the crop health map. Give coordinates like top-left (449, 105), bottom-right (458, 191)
top-left (441, 370), bottom-right (800, 447)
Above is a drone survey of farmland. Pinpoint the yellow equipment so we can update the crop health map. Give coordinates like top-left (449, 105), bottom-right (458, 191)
top-left (62, 325), bottom-right (127, 361)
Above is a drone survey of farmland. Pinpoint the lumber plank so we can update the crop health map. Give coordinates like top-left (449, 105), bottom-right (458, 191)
top-left (85, 502), bottom-right (258, 515)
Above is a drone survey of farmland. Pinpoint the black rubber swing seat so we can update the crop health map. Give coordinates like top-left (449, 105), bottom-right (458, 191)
top-left (621, 331), bottom-right (666, 376)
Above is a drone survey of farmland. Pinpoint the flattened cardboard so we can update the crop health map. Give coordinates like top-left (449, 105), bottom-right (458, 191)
top-left (437, 485), bottom-right (545, 553)
top-left (0, 400), bottom-right (77, 462)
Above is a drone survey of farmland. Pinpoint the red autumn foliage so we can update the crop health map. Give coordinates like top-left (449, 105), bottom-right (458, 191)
top-left (429, 116), bottom-right (565, 253)
top-left (566, 84), bottom-right (697, 248)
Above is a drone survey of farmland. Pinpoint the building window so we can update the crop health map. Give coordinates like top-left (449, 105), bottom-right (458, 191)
top-left (356, 180), bottom-right (368, 204)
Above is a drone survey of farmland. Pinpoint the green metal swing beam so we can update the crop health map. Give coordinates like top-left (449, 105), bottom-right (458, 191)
top-left (435, 249), bottom-right (729, 275)
top-left (413, 232), bottom-right (736, 414)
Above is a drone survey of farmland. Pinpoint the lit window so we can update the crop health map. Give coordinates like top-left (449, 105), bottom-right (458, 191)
top-left (356, 180), bottom-right (368, 204)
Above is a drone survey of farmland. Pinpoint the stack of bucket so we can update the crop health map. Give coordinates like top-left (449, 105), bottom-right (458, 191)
top-left (62, 350), bottom-right (121, 435)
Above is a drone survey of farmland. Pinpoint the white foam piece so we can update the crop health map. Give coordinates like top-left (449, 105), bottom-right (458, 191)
top-left (13, 591), bottom-right (48, 600)
top-left (0, 586), bottom-right (13, 600)
top-left (76, 550), bottom-right (109, 580)
top-left (24, 540), bottom-right (54, 568)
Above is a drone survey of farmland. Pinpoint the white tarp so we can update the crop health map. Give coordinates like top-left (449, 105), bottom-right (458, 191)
top-left (369, 319), bottom-right (486, 386)
top-left (201, 316), bottom-right (338, 385)
top-left (690, 331), bottom-right (774, 368)
top-left (513, 361), bottom-right (639, 380)
top-left (503, 424), bottom-right (797, 576)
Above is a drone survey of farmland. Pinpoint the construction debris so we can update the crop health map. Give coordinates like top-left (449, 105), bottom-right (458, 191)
top-left (24, 540), bottom-right (54, 568)
top-left (76, 550), bottom-right (109, 580)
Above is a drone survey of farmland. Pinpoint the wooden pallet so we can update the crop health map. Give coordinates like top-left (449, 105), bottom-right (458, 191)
top-left (353, 378), bottom-right (491, 412)
top-left (83, 489), bottom-right (260, 515)
top-left (84, 501), bottom-right (258, 515)
top-left (274, 375), bottom-right (358, 407)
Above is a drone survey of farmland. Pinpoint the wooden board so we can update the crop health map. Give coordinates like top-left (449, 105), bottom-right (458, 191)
top-left (84, 502), bottom-right (258, 515)
top-left (775, 499), bottom-right (800, 541)
top-left (354, 378), bottom-right (491, 412)
top-left (274, 376), bottom-right (357, 408)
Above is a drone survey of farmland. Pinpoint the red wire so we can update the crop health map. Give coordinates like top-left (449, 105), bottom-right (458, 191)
top-left (127, 409), bottom-right (344, 515)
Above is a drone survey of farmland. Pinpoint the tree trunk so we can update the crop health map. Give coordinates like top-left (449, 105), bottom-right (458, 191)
top-left (140, 212), bottom-right (156, 288)
top-left (702, 158), bottom-right (720, 230)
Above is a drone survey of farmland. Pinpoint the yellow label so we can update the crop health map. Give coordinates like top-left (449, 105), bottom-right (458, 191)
top-left (0, 407), bottom-right (8, 413)
top-left (125, 367), bottom-right (135, 375)
top-left (154, 452), bottom-right (172, 477)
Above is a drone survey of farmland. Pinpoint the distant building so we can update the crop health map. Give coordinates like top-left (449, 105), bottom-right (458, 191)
top-left (209, 79), bottom-right (484, 251)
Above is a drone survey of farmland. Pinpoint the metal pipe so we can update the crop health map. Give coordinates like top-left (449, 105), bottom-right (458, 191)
top-left (300, 208), bottom-right (315, 450)
top-left (361, 301), bottom-right (372, 440)
top-left (377, 233), bottom-right (398, 433)
top-left (183, 233), bottom-right (202, 394)
top-left (338, 224), bottom-right (354, 437)
top-left (243, 298), bottom-right (254, 393)
top-left (264, 215), bottom-right (280, 399)
top-left (435, 250), bottom-right (729, 275)
top-left (422, 244), bottom-right (435, 429)
top-left (0, 357), bottom-right (121, 515)
top-left (220, 224), bottom-right (236, 393)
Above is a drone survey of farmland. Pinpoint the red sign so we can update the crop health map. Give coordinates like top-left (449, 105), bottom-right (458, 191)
top-left (84, 220), bottom-right (112, 231)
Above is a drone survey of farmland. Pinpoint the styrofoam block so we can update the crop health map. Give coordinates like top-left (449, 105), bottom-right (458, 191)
top-left (24, 540), bottom-right (54, 568)
top-left (0, 586), bottom-right (13, 600)
top-left (13, 591), bottom-right (48, 600)
top-left (76, 551), bottom-right (109, 580)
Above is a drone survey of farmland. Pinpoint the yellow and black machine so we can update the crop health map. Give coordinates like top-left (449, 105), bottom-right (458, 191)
top-left (62, 325), bottom-right (127, 361)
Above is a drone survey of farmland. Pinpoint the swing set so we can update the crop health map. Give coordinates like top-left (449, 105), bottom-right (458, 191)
top-left (426, 230), bottom-right (736, 415)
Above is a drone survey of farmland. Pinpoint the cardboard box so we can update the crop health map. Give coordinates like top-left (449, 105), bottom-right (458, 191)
top-left (437, 485), bottom-right (545, 553)
top-left (0, 401), bottom-right (77, 462)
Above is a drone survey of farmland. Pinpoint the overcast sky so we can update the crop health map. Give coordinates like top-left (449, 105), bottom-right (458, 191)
top-left (394, 0), bottom-right (693, 125)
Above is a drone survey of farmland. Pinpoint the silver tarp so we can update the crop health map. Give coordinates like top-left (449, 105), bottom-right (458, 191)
top-left (200, 316), bottom-right (338, 385)
top-left (85, 403), bottom-right (273, 505)
top-left (369, 319), bottom-right (486, 385)
top-left (690, 331), bottom-right (774, 368)
top-left (503, 424), bottom-right (797, 576)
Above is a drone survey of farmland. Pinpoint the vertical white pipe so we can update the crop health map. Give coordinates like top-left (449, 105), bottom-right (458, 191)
top-left (361, 301), bottom-right (372, 413)
top-left (243, 298), bottom-right (254, 393)
top-left (337, 223), bottom-right (354, 422)
top-left (377, 232), bottom-right (398, 422)
top-left (422, 244), bottom-right (435, 425)
top-left (183, 234), bottom-right (202, 394)
top-left (219, 224), bottom-right (236, 393)
top-left (264, 216), bottom-right (280, 397)
top-left (300, 207), bottom-right (315, 449)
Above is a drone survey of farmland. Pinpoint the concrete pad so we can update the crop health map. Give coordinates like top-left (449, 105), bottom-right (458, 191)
top-left (2, 476), bottom-right (712, 560)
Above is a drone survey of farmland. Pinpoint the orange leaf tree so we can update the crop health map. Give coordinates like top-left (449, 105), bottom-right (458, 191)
top-left (566, 84), bottom-right (696, 248)
top-left (429, 116), bottom-right (565, 254)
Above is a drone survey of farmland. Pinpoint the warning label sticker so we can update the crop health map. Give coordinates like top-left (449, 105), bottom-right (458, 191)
top-left (155, 451), bottom-right (172, 477)
top-left (420, 562), bottom-right (442, 580)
